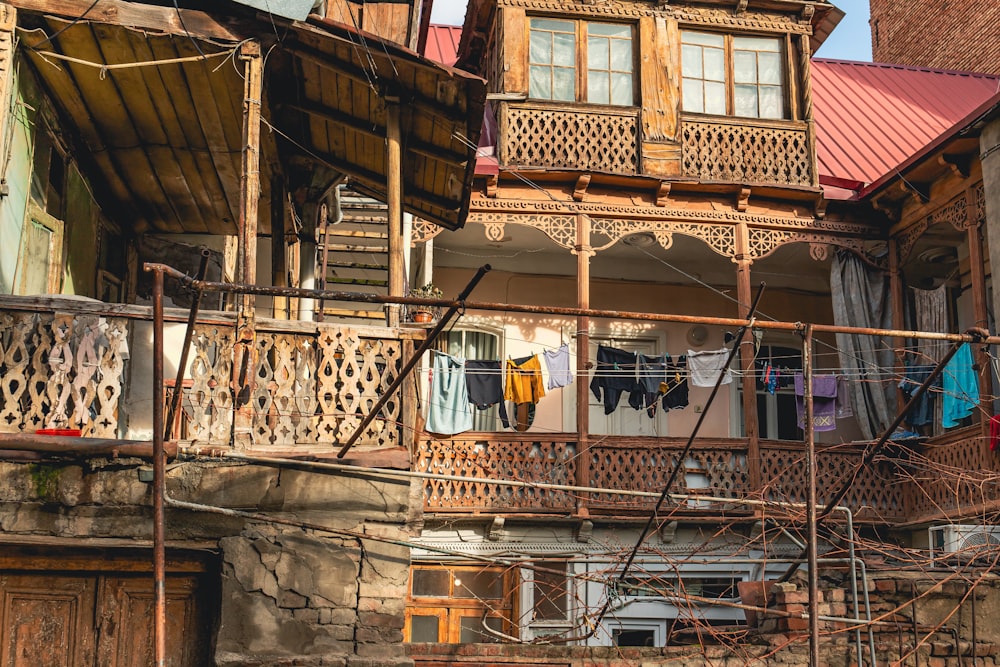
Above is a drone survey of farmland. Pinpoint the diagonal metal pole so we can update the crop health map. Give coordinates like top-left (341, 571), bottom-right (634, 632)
top-left (337, 264), bottom-right (491, 458)
top-left (165, 249), bottom-right (211, 441)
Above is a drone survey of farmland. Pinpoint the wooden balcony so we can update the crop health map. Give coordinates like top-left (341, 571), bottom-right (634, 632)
top-left (0, 296), bottom-right (421, 451)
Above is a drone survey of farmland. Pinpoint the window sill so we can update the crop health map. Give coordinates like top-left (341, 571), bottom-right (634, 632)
top-left (680, 112), bottom-right (806, 130)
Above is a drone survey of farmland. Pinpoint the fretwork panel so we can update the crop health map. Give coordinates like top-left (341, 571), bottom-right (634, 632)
top-left (0, 311), bottom-right (127, 437)
top-left (904, 431), bottom-right (995, 520)
top-left (500, 103), bottom-right (639, 174)
top-left (759, 446), bottom-right (906, 521)
top-left (589, 445), bottom-right (748, 510)
top-left (681, 119), bottom-right (812, 186)
top-left (417, 438), bottom-right (578, 512)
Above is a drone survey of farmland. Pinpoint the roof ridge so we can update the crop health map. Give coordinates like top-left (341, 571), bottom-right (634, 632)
top-left (812, 58), bottom-right (1000, 80)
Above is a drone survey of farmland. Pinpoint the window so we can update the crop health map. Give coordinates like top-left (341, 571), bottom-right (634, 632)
top-left (732, 345), bottom-right (801, 441)
top-left (406, 564), bottom-right (512, 643)
top-left (529, 18), bottom-right (634, 106)
top-left (442, 329), bottom-right (501, 431)
top-left (682, 31), bottom-right (785, 119)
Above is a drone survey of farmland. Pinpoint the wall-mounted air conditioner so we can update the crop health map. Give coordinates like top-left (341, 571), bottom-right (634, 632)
top-left (929, 525), bottom-right (1000, 562)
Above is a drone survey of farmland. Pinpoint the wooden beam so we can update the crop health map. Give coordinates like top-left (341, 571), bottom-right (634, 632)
top-left (575, 212), bottom-right (592, 518)
top-left (572, 173), bottom-right (591, 202)
top-left (386, 99), bottom-right (404, 328)
top-left (8, 0), bottom-right (254, 42)
top-left (271, 174), bottom-right (288, 319)
top-left (238, 41), bottom-right (263, 303)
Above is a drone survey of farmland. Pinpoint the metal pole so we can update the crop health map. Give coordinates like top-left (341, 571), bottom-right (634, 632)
top-left (803, 324), bottom-right (820, 667)
top-left (150, 266), bottom-right (167, 667)
top-left (165, 249), bottom-right (211, 441)
top-left (336, 264), bottom-right (491, 457)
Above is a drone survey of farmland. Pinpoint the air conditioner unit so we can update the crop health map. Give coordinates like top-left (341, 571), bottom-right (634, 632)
top-left (929, 525), bottom-right (1000, 562)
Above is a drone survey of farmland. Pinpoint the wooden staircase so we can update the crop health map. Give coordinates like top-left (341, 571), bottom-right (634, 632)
top-left (317, 187), bottom-right (390, 323)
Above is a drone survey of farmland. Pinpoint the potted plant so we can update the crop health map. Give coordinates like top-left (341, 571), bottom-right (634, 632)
top-left (408, 283), bottom-right (443, 323)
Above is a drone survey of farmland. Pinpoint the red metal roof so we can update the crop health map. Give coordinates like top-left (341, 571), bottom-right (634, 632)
top-left (812, 59), bottom-right (999, 188)
top-left (423, 24), bottom-right (462, 66)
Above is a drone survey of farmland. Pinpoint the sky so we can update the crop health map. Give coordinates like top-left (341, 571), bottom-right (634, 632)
top-left (429, 0), bottom-right (874, 62)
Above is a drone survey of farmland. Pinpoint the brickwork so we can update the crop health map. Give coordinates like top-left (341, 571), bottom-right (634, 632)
top-left (869, 0), bottom-right (1000, 74)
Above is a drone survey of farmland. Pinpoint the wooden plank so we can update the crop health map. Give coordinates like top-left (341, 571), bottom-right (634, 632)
top-left (638, 15), bottom-right (678, 143)
top-left (641, 142), bottom-right (682, 176)
top-left (501, 7), bottom-right (526, 95)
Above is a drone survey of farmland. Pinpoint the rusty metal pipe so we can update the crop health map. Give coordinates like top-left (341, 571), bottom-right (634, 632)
top-left (165, 249), bottom-right (211, 441)
top-left (336, 264), bottom-right (492, 457)
top-left (803, 324), bottom-right (821, 667)
top-left (144, 263), bottom-right (1000, 345)
top-left (0, 433), bottom-right (176, 458)
top-left (148, 265), bottom-right (167, 667)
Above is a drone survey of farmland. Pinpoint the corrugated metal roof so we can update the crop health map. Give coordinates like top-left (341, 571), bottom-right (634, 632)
top-left (813, 58), bottom-right (1000, 187)
top-left (423, 24), bottom-right (461, 66)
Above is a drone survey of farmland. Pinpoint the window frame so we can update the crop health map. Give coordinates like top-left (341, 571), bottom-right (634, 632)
top-left (527, 16), bottom-right (637, 107)
top-left (680, 29), bottom-right (789, 120)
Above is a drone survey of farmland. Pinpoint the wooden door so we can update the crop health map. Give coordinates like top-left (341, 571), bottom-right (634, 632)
top-left (0, 574), bottom-right (96, 666)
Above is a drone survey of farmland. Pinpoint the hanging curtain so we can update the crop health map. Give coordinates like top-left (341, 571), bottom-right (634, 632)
top-left (912, 285), bottom-right (948, 362)
top-left (830, 249), bottom-right (896, 439)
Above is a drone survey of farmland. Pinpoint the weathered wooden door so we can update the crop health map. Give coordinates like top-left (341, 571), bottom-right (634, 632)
top-left (0, 548), bottom-right (216, 667)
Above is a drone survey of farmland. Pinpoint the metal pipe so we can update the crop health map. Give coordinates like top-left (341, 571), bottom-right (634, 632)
top-left (149, 266), bottom-right (167, 667)
top-left (803, 324), bottom-right (820, 667)
top-left (336, 264), bottom-right (491, 457)
top-left (0, 433), bottom-right (177, 459)
top-left (143, 264), bottom-right (1000, 346)
top-left (165, 249), bottom-right (211, 441)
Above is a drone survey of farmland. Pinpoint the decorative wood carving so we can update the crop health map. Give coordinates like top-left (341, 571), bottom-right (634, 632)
top-left (655, 181), bottom-right (672, 207)
top-left (499, 103), bottom-right (639, 174)
top-left (736, 187), bottom-right (751, 212)
top-left (681, 118), bottom-right (812, 186)
top-left (573, 174), bottom-right (592, 202)
top-left (939, 153), bottom-right (971, 179)
top-left (486, 173), bottom-right (499, 198)
top-left (410, 218), bottom-right (445, 246)
top-left (931, 195), bottom-right (970, 231)
top-left (975, 182), bottom-right (986, 226)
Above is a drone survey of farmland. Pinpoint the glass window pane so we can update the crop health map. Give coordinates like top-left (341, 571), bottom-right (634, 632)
top-left (681, 44), bottom-right (702, 78)
top-left (759, 85), bottom-right (783, 118)
top-left (588, 71), bottom-right (610, 104)
top-left (410, 615), bottom-right (440, 642)
top-left (589, 22), bottom-right (630, 38)
top-left (758, 51), bottom-right (782, 84)
top-left (734, 35), bottom-right (780, 52)
top-left (610, 73), bottom-right (632, 105)
top-left (457, 568), bottom-right (503, 599)
top-left (530, 17), bottom-right (574, 33)
top-left (734, 50), bottom-right (757, 83)
top-left (460, 616), bottom-right (503, 643)
top-left (610, 39), bottom-right (632, 71)
top-left (530, 65), bottom-right (551, 99)
top-left (588, 36), bottom-right (609, 69)
top-left (412, 569), bottom-right (450, 596)
top-left (682, 78), bottom-right (704, 113)
top-left (552, 32), bottom-right (575, 66)
top-left (705, 81), bottom-right (726, 114)
top-left (682, 31), bottom-right (724, 47)
top-left (533, 562), bottom-right (568, 620)
top-left (735, 84), bottom-right (758, 117)
top-left (529, 32), bottom-right (550, 65)
top-left (552, 67), bottom-right (575, 100)
top-left (704, 48), bottom-right (725, 82)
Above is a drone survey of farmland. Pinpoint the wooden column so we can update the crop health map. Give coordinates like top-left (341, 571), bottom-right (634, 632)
top-left (386, 98), bottom-right (404, 328)
top-left (575, 213), bottom-right (593, 516)
top-left (888, 238), bottom-right (907, 417)
top-left (234, 41), bottom-right (263, 448)
top-left (798, 34), bottom-right (818, 188)
top-left (965, 187), bottom-right (992, 443)
top-left (271, 175), bottom-right (288, 319)
top-left (734, 220), bottom-right (760, 490)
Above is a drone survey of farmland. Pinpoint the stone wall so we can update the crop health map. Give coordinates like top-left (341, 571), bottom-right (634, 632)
top-left (0, 457), bottom-right (417, 666)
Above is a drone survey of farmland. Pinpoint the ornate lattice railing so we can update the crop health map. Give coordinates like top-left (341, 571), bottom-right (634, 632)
top-left (498, 102), bottom-right (639, 174)
top-left (0, 308), bottom-right (128, 437)
top-left (680, 115), bottom-right (813, 186)
top-left (416, 435), bottom-right (578, 512)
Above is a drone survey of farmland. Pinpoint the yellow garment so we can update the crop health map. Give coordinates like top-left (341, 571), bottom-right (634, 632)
top-left (504, 355), bottom-right (546, 404)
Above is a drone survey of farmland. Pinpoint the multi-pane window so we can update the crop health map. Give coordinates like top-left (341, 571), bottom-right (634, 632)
top-left (529, 18), bottom-right (634, 106)
top-left (681, 31), bottom-right (785, 119)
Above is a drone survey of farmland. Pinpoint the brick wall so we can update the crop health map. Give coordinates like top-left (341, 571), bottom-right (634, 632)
top-left (869, 0), bottom-right (1000, 74)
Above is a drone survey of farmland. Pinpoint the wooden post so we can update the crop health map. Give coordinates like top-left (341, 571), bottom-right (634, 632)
top-left (234, 41), bottom-right (263, 449)
top-left (888, 238), bottom-right (907, 418)
top-left (386, 98), bottom-right (404, 328)
top-left (401, 337), bottom-right (418, 454)
top-left (575, 213), bottom-right (592, 516)
top-left (734, 220), bottom-right (760, 490)
top-left (798, 34), bottom-right (818, 188)
top-left (271, 175), bottom-right (288, 319)
top-left (965, 187), bottom-right (991, 446)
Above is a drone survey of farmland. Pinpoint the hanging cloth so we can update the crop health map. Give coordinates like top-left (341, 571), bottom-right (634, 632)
top-left (465, 359), bottom-right (510, 428)
top-left (898, 364), bottom-right (938, 428)
top-left (794, 374), bottom-right (839, 432)
top-left (589, 345), bottom-right (638, 415)
top-left (663, 355), bottom-right (690, 410)
top-left (504, 354), bottom-right (546, 404)
top-left (542, 343), bottom-right (574, 390)
top-left (942, 343), bottom-right (979, 428)
top-left (426, 351), bottom-right (473, 435)
top-left (687, 348), bottom-right (733, 387)
top-left (630, 353), bottom-right (669, 417)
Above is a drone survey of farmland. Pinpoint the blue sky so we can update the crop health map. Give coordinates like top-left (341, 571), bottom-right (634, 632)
top-left (429, 0), bottom-right (873, 62)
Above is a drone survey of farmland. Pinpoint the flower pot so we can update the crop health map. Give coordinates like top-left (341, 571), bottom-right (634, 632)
top-left (738, 580), bottom-right (775, 627)
top-left (413, 309), bottom-right (434, 324)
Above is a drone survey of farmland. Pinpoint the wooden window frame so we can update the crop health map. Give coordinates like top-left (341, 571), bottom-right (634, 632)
top-left (527, 17), bottom-right (637, 107)
top-left (680, 29), bottom-right (789, 120)
top-left (406, 563), bottom-right (516, 643)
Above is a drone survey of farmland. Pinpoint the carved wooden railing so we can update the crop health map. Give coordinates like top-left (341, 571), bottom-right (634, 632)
top-left (680, 115), bottom-right (814, 186)
top-left (0, 305), bottom-right (128, 437)
top-left (497, 101), bottom-right (639, 174)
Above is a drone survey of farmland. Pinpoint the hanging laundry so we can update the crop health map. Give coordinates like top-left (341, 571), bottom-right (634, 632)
top-left (504, 354), bottom-right (545, 432)
top-left (942, 343), bottom-right (979, 428)
top-left (465, 359), bottom-right (510, 428)
top-left (687, 348), bottom-right (733, 387)
top-left (542, 343), bottom-right (574, 390)
top-left (426, 351), bottom-right (473, 435)
top-left (990, 415), bottom-right (1000, 452)
top-left (898, 365), bottom-right (938, 428)
top-left (835, 375), bottom-right (853, 419)
top-left (589, 345), bottom-right (638, 415)
top-left (630, 353), bottom-right (669, 417)
top-left (663, 356), bottom-right (689, 410)
top-left (794, 374), bottom-right (839, 432)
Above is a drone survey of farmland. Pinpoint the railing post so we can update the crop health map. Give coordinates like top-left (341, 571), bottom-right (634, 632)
top-left (401, 336), bottom-right (418, 454)
top-left (735, 220), bottom-right (761, 491)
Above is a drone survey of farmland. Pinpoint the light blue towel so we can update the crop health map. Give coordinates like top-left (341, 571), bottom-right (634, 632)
top-left (426, 351), bottom-right (473, 435)
top-left (942, 343), bottom-right (979, 428)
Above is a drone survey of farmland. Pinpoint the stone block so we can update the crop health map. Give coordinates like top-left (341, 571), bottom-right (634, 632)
top-left (280, 590), bottom-right (308, 609)
top-left (293, 608), bottom-right (320, 623)
top-left (358, 612), bottom-right (404, 630)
